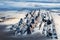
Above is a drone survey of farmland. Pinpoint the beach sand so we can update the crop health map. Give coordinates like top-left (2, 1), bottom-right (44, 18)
top-left (51, 12), bottom-right (60, 40)
top-left (0, 11), bottom-right (27, 25)
top-left (0, 11), bottom-right (60, 40)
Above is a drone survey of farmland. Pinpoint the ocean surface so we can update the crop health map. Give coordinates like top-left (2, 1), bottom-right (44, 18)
top-left (0, 8), bottom-right (60, 12)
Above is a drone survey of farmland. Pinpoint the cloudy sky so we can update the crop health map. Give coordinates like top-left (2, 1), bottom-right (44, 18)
top-left (0, 0), bottom-right (60, 11)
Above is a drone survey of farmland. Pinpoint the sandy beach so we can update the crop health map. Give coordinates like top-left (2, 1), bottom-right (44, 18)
top-left (0, 10), bottom-right (60, 40)
top-left (51, 12), bottom-right (60, 40)
top-left (0, 11), bottom-right (28, 25)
